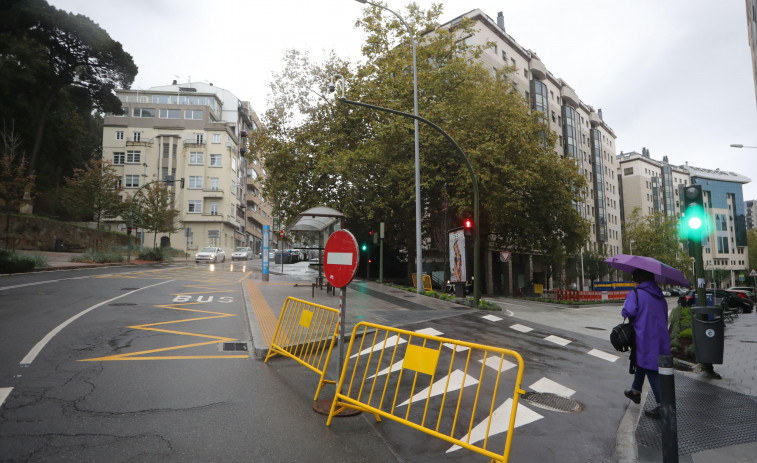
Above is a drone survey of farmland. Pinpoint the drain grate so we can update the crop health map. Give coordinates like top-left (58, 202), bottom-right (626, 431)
top-left (521, 392), bottom-right (583, 413)
top-left (222, 342), bottom-right (248, 351)
top-left (109, 303), bottom-right (137, 306)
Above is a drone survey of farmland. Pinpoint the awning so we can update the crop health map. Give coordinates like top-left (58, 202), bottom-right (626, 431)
top-left (286, 206), bottom-right (344, 233)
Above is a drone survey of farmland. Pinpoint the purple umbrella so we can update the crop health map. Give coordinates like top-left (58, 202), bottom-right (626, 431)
top-left (605, 254), bottom-right (689, 287)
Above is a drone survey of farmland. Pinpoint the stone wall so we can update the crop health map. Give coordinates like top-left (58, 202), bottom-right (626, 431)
top-left (0, 215), bottom-right (132, 251)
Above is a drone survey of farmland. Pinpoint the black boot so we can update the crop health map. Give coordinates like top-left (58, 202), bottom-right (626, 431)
top-left (644, 405), bottom-right (661, 419)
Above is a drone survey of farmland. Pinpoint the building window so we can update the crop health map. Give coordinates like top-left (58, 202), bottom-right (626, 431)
top-left (132, 132), bottom-right (141, 142)
top-left (231, 157), bottom-right (237, 172)
top-left (126, 150), bottom-right (141, 163)
top-left (210, 177), bottom-right (220, 191)
top-left (116, 131), bottom-right (124, 140)
top-left (212, 134), bottom-right (221, 143)
top-left (501, 50), bottom-right (507, 61)
top-left (113, 152), bottom-right (125, 165)
top-left (210, 202), bottom-right (219, 215)
top-left (159, 109), bottom-right (181, 119)
top-left (125, 174), bottom-right (139, 188)
top-left (188, 200), bottom-right (201, 213)
top-left (210, 154), bottom-right (222, 167)
top-left (188, 176), bottom-right (203, 189)
top-left (189, 152), bottom-right (204, 164)
top-left (132, 108), bottom-right (155, 118)
top-left (185, 110), bottom-right (203, 120)
top-left (523, 69), bottom-right (528, 78)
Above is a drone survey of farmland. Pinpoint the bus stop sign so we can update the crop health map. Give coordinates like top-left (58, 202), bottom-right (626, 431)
top-left (323, 230), bottom-right (359, 288)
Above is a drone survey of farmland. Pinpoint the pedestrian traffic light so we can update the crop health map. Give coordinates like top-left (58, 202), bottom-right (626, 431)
top-left (361, 243), bottom-right (368, 252)
top-left (464, 218), bottom-right (473, 236)
top-left (679, 185), bottom-right (708, 242)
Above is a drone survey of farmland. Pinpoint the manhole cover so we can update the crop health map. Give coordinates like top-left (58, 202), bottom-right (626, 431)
top-left (109, 303), bottom-right (137, 306)
top-left (121, 288), bottom-right (140, 291)
top-left (222, 342), bottom-right (248, 351)
top-left (521, 392), bottom-right (583, 412)
top-left (585, 326), bottom-right (605, 331)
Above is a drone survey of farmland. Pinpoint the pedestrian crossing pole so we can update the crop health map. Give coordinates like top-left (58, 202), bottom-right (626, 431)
top-left (659, 355), bottom-right (678, 462)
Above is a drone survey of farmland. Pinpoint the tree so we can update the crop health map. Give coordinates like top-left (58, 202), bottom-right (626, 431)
top-left (582, 249), bottom-right (610, 287)
top-left (0, 0), bottom-right (138, 177)
top-left (748, 228), bottom-right (757, 274)
top-left (136, 182), bottom-right (179, 249)
top-left (251, 3), bottom-right (588, 280)
top-left (62, 155), bottom-right (123, 229)
top-left (622, 208), bottom-right (692, 281)
top-left (0, 122), bottom-right (36, 248)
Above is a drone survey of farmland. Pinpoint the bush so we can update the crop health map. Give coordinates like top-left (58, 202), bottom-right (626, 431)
top-left (0, 249), bottom-right (37, 273)
top-left (138, 248), bottom-right (165, 261)
top-left (678, 328), bottom-right (692, 339)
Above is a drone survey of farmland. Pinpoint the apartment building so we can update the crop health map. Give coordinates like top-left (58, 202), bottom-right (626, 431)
top-left (746, 0), bottom-right (757, 106)
top-left (442, 10), bottom-right (622, 294)
top-left (618, 150), bottom-right (752, 285)
top-left (745, 199), bottom-right (756, 230)
top-left (101, 81), bottom-right (272, 256)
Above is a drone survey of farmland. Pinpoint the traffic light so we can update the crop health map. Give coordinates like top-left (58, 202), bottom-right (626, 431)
top-left (679, 184), bottom-right (708, 242)
top-left (127, 226), bottom-right (132, 234)
top-left (464, 218), bottom-right (473, 236)
top-left (370, 229), bottom-right (377, 244)
top-left (361, 243), bottom-right (368, 252)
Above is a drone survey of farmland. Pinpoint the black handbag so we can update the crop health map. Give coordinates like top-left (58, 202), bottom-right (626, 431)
top-left (610, 288), bottom-right (637, 353)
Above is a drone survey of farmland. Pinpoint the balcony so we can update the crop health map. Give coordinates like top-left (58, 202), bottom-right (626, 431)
top-left (126, 137), bottom-right (153, 147)
top-left (529, 56), bottom-right (547, 80)
top-left (560, 84), bottom-right (579, 108)
top-left (202, 188), bottom-right (224, 198)
top-left (183, 139), bottom-right (206, 148)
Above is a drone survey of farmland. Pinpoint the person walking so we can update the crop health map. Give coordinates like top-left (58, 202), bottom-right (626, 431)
top-left (622, 268), bottom-right (671, 419)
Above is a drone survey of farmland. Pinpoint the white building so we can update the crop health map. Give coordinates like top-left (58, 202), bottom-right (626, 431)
top-left (102, 81), bottom-right (272, 255)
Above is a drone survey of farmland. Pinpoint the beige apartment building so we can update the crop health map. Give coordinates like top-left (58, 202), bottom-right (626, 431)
top-left (443, 10), bottom-right (622, 294)
top-left (101, 81), bottom-right (273, 256)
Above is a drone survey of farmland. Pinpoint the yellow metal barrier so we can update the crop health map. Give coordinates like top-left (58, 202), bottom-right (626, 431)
top-left (411, 273), bottom-right (434, 291)
top-left (327, 322), bottom-right (526, 462)
top-left (264, 297), bottom-right (340, 401)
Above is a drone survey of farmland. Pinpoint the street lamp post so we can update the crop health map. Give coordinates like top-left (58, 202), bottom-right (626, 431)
top-left (729, 144), bottom-right (757, 148)
top-left (354, 0), bottom-right (423, 294)
top-left (629, 240), bottom-right (635, 255)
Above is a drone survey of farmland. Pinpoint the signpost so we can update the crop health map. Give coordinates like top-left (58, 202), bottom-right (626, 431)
top-left (323, 230), bottom-right (359, 378)
top-left (262, 225), bottom-right (270, 282)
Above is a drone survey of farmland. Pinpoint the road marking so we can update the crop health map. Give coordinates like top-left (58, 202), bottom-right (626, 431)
top-left (0, 387), bottom-right (12, 408)
top-left (20, 280), bottom-right (173, 365)
top-left (510, 323), bottom-right (533, 333)
top-left (0, 275), bottom-right (91, 291)
top-left (479, 356), bottom-right (517, 373)
top-left (447, 398), bottom-right (543, 452)
top-left (398, 369), bottom-right (479, 407)
top-left (587, 349), bottom-right (619, 362)
top-left (481, 314), bottom-right (503, 322)
top-left (415, 327), bottom-right (443, 336)
top-left (351, 335), bottom-right (407, 358)
top-left (544, 335), bottom-right (571, 346)
top-left (529, 377), bottom-right (575, 397)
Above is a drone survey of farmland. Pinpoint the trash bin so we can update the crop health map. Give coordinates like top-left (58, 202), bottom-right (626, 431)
top-left (54, 239), bottom-right (65, 252)
top-left (694, 293), bottom-right (714, 306)
top-left (690, 306), bottom-right (724, 364)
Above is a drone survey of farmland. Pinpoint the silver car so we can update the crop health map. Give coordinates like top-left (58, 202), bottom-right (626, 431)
top-left (231, 247), bottom-right (253, 261)
top-left (195, 246), bottom-right (226, 263)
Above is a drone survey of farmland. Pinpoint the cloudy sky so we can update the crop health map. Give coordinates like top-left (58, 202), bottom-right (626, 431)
top-left (49, 0), bottom-right (757, 199)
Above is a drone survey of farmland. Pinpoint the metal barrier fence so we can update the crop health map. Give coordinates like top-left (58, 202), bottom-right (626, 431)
top-left (327, 322), bottom-right (526, 462)
top-left (542, 289), bottom-right (631, 302)
top-left (411, 273), bottom-right (434, 291)
top-left (264, 297), bottom-right (340, 401)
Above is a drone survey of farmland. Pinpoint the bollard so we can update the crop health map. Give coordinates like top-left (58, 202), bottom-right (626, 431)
top-left (659, 355), bottom-right (678, 463)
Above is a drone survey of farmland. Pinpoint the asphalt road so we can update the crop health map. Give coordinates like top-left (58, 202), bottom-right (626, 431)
top-left (0, 263), bottom-right (397, 462)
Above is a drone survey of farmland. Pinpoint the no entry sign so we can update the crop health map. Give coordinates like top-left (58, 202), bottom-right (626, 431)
top-left (323, 230), bottom-right (359, 288)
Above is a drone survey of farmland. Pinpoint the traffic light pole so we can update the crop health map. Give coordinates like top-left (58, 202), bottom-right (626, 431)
top-left (335, 94), bottom-right (481, 307)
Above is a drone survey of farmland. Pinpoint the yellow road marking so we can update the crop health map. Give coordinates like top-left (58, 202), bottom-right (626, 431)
top-left (245, 279), bottom-right (278, 346)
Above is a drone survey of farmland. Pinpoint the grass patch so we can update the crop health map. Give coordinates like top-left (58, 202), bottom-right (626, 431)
top-left (72, 252), bottom-right (124, 264)
top-left (0, 249), bottom-right (40, 273)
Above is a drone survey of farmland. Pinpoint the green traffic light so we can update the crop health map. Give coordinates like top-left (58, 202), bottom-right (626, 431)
top-left (361, 244), bottom-right (367, 251)
top-left (688, 216), bottom-right (702, 230)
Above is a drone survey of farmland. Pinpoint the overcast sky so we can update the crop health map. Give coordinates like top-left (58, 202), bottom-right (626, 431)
top-left (49, 0), bottom-right (757, 200)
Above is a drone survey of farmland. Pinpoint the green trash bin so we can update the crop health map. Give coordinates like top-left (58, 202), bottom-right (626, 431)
top-left (690, 306), bottom-right (724, 364)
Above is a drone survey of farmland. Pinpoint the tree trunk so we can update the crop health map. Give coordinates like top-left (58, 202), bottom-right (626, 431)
top-left (28, 89), bottom-right (59, 175)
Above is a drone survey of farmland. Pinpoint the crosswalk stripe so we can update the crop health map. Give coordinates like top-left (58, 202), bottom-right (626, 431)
top-left (510, 323), bottom-right (533, 333)
top-left (587, 349), bottom-right (619, 362)
top-left (544, 335), bottom-right (571, 346)
top-left (446, 398), bottom-right (543, 452)
top-left (529, 377), bottom-right (575, 397)
top-left (481, 314), bottom-right (503, 322)
top-left (0, 387), bottom-right (12, 408)
top-left (398, 369), bottom-right (479, 407)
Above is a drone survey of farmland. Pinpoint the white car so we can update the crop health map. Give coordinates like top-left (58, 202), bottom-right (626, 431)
top-left (195, 246), bottom-right (226, 263)
top-left (231, 247), bottom-right (253, 261)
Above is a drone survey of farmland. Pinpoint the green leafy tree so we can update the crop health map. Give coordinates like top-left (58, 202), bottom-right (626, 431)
top-left (748, 228), bottom-right (757, 274)
top-left (622, 208), bottom-right (692, 281)
top-left (62, 155), bottom-right (123, 229)
top-left (252, 3), bottom-right (588, 280)
top-left (136, 182), bottom-right (179, 249)
top-left (0, 0), bottom-right (137, 183)
top-left (582, 249), bottom-right (610, 287)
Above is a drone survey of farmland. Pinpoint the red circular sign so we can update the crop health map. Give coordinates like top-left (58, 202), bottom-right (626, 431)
top-left (323, 230), bottom-right (359, 288)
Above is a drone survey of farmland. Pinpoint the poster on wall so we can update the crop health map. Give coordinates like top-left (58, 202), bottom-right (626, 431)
top-left (448, 229), bottom-right (466, 283)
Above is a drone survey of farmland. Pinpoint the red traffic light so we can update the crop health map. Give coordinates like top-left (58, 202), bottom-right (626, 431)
top-left (279, 229), bottom-right (284, 238)
top-left (464, 218), bottom-right (473, 229)
top-left (369, 230), bottom-right (374, 236)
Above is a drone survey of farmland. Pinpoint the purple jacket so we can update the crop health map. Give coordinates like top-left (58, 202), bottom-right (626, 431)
top-left (621, 281), bottom-right (671, 370)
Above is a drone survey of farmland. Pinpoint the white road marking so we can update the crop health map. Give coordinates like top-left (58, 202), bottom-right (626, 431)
top-left (351, 335), bottom-right (406, 358)
top-left (481, 314), bottom-right (503, 322)
top-left (479, 356), bottom-right (517, 373)
top-left (529, 377), bottom-right (575, 397)
top-left (510, 323), bottom-right (533, 333)
top-left (443, 343), bottom-right (469, 352)
top-left (0, 387), bottom-right (12, 408)
top-left (544, 335), bottom-right (571, 346)
top-left (0, 275), bottom-right (91, 291)
top-left (415, 327), bottom-right (443, 336)
top-left (447, 398), bottom-right (543, 452)
top-left (369, 360), bottom-right (404, 379)
top-left (588, 349), bottom-right (619, 362)
top-left (20, 280), bottom-right (173, 365)
top-left (398, 369), bottom-right (479, 407)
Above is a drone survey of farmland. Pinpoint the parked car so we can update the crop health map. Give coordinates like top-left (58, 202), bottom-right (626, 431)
top-left (195, 246), bottom-right (225, 263)
top-left (727, 287), bottom-right (755, 309)
top-left (231, 247), bottom-right (253, 261)
top-left (678, 288), bottom-right (753, 313)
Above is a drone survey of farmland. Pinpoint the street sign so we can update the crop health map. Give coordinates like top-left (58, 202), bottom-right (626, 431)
top-left (208, 230), bottom-right (220, 238)
top-left (323, 230), bottom-right (359, 288)
top-left (499, 251), bottom-right (511, 263)
top-left (280, 229), bottom-right (284, 238)
top-left (750, 268), bottom-right (757, 277)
